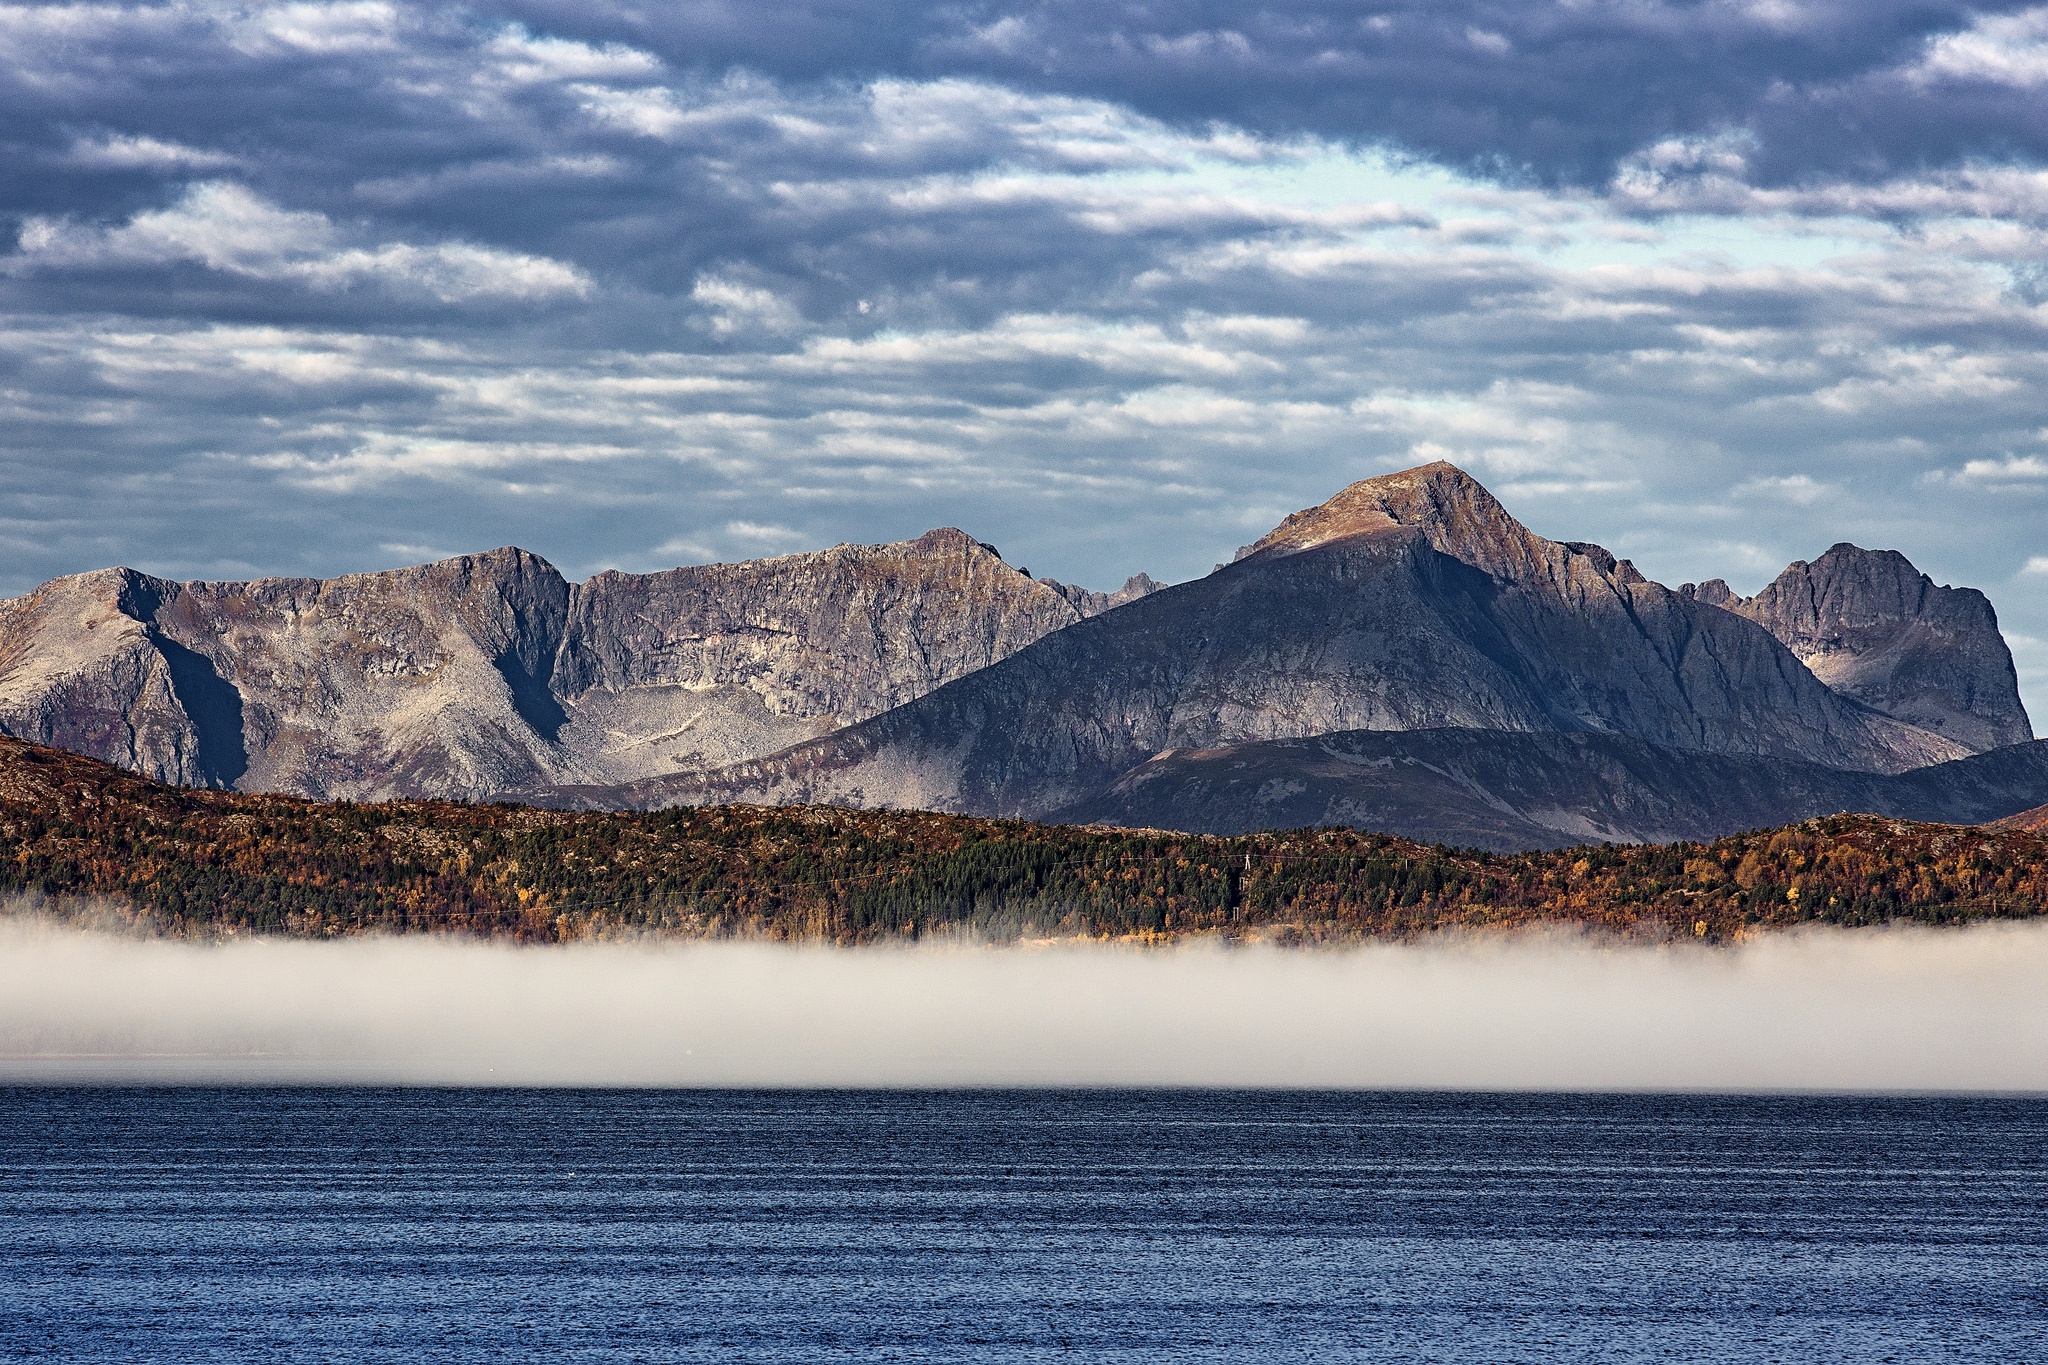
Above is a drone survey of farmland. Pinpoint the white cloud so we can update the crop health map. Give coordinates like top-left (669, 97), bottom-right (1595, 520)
top-left (1908, 6), bottom-right (2048, 88)
top-left (572, 84), bottom-right (688, 138)
top-left (1465, 27), bottom-right (1511, 56)
top-left (8, 182), bottom-right (588, 302)
top-left (66, 134), bottom-right (241, 170)
top-left (484, 28), bottom-right (661, 84)
top-left (724, 520), bottom-right (804, 546)
top-left (2021, 556), bottom-right (2048, 575)
top-left (1737, 474), bottom-right (1829, 506)
top-left (226, 1), bottom-right (401, 56)
top-left (1958, 455), bottom-right (2048, 481)
top-left (1612, 153), bottom-right (2048, 222)
top-left (252, 432), bottom-right (633, 492)
top-left (692, 275), bottom-right (803, 335)
top-left (646, 536), bottom-right (717, 564)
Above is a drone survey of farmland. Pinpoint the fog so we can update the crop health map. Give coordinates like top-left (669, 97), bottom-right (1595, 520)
top-left (2, 919), bottom-right (2046, 1090)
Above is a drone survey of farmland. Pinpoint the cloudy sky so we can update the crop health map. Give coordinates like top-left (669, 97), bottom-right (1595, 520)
top-left (3, 0), bottom-right (2047, 716)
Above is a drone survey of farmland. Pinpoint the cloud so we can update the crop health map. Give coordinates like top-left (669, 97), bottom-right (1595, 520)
top-left (723, 519), bottom-right (803, 546)
top-left (484, 26), bottom-right (662, 83)
top-left (65, 134), bottom-right (242, 170)
top-left (2022, 556), bottom-right (2048, 574)
top-left (1908, 5), bottom-right (2048, 88)
top-left (494, 0), bottom-right (2048, 189)
top-left (1957, 455), bottom-right (2048, 481)
top-left (1737, 474), bottom-right (1830, 505)
top-left (692, 274), bottom-right (802, 335)
top-left (9, 182), bottom-right (589, 302)
top-left (7, 920), bottom-right (2048, 1089)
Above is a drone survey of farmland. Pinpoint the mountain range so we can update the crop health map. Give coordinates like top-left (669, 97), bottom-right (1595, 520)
top-left (0, 528), bottom-right (1157, 801)
top-left (3, 461), bottom-right (2042, 849)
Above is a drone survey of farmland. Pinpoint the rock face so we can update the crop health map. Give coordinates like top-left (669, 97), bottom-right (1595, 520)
top-left (0, 532), bottom-right (1157, 800)
top-left (588, 463), bottom-right (1977, 820)
top-left (1054, 729), bottom-right (2048, 852)
top-left (1684, 544), bottom-right (2031, 753)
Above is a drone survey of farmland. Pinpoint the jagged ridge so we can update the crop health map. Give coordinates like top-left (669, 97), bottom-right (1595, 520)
top-left (0, 533), bottom-right (1161, 800)
top-left (1685, 544), bottom-right (2031, 752)
top-left (612, 463), bottom-right (1983, 822)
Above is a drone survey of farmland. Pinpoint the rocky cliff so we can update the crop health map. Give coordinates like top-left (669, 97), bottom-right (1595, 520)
top-left (1684, 545), bottom-right (2031, 753)
top-left (583, 463), bottom-right (1978, 821)
top-left (0, 533), bottom-right (1158, 800)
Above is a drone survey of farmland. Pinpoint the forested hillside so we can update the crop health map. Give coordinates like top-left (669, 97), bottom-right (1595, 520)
top-left (2, 739), bottom-right (2044, 945)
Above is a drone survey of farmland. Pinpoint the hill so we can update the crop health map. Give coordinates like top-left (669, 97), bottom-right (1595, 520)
top-left (3, 739), bottom-right (2044, 946)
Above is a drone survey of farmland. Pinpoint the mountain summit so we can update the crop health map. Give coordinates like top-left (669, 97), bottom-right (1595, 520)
top-left (1241, 461), bottom-right (1614, 586)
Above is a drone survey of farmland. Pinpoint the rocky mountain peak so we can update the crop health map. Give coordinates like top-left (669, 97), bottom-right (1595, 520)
top-left (1242, 461), bottom-right (1512, 560)
top-left (1683, 543), bottom-right (2032, 752)
top-left (1041, 572), bottom-right (1166, 617)
top-left (907, 527), bottom-right (999, 559)
top-left (1237, 461), bottom-right (1645, 592)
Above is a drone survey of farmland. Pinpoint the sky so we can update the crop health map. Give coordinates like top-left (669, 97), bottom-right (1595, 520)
top-left (2, 0), bottom-right (2046, 718)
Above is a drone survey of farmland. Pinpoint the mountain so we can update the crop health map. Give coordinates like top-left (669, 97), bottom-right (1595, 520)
top-left (1684, 544), bottom-right (2030, 752)
top-left (599, 463), bottom-right (1982, 820)
top-left (0, 532), bottom-right (1159, 801)
top-left (1053, 729), bottom-right (2048, 851)
top-left (2, 460), bottom-right (2032, 848)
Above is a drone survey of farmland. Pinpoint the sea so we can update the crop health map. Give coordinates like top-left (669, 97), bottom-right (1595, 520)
top-left (1, 1088), bottom-right (2043, 1363)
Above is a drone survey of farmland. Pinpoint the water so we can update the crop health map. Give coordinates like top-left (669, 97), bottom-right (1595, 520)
top-left (1, 1090), bottom-right (2044, 1363)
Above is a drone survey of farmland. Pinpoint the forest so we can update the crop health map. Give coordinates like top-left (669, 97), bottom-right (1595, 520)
top-left (3, 738), bottom-right (2045, 944)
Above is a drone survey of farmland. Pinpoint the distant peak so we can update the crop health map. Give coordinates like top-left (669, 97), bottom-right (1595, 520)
top-left (909, 527), bottom-right (997, 557)
top-left (1239, 461), bottom-right (1519, 562)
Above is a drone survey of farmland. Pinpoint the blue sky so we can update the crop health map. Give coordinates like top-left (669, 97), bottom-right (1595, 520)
top-left (3, 0), bottom-right (2046, 718)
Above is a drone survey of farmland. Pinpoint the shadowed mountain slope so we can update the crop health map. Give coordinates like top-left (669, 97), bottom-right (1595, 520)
top-left (1054, 730), bottom-right (2048, 852)
top-left (572, 463), bottom-right (1974, 821)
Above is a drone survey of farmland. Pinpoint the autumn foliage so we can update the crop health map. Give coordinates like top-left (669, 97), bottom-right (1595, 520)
top-left (2, 739), bottom-right (2045, 944)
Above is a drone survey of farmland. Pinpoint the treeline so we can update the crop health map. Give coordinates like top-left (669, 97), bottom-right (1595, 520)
top-left (1, 739), bottom-right (2045, 943)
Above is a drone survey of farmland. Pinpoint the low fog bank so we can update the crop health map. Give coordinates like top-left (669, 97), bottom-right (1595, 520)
top-left (3, 920), bottom-right (2046, 1090)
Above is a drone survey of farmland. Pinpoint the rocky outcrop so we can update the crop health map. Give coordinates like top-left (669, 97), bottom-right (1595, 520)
top-left (0, 533), bottom-right (1153, 800)
top-left (1053, 729), bottom-right (2048, 851)
top-left (1043, 573), bottom-right (1165, 617)
top-left (551, 529), bottom-right (1147, 784)
top-left (1684, 544), bottom-right (2031, 752)
top-left (567, 463), bottom-right (1975, 820)
top-left (0, 549), bottom-right (580, 800)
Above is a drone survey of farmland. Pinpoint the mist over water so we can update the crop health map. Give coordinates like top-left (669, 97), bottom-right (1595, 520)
top-left (2, 919), bottom-right (2046, 1090)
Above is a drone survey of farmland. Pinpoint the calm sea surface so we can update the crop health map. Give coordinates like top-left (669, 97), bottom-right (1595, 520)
top-left (1, 1089), bottom-right (2044, 1363)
